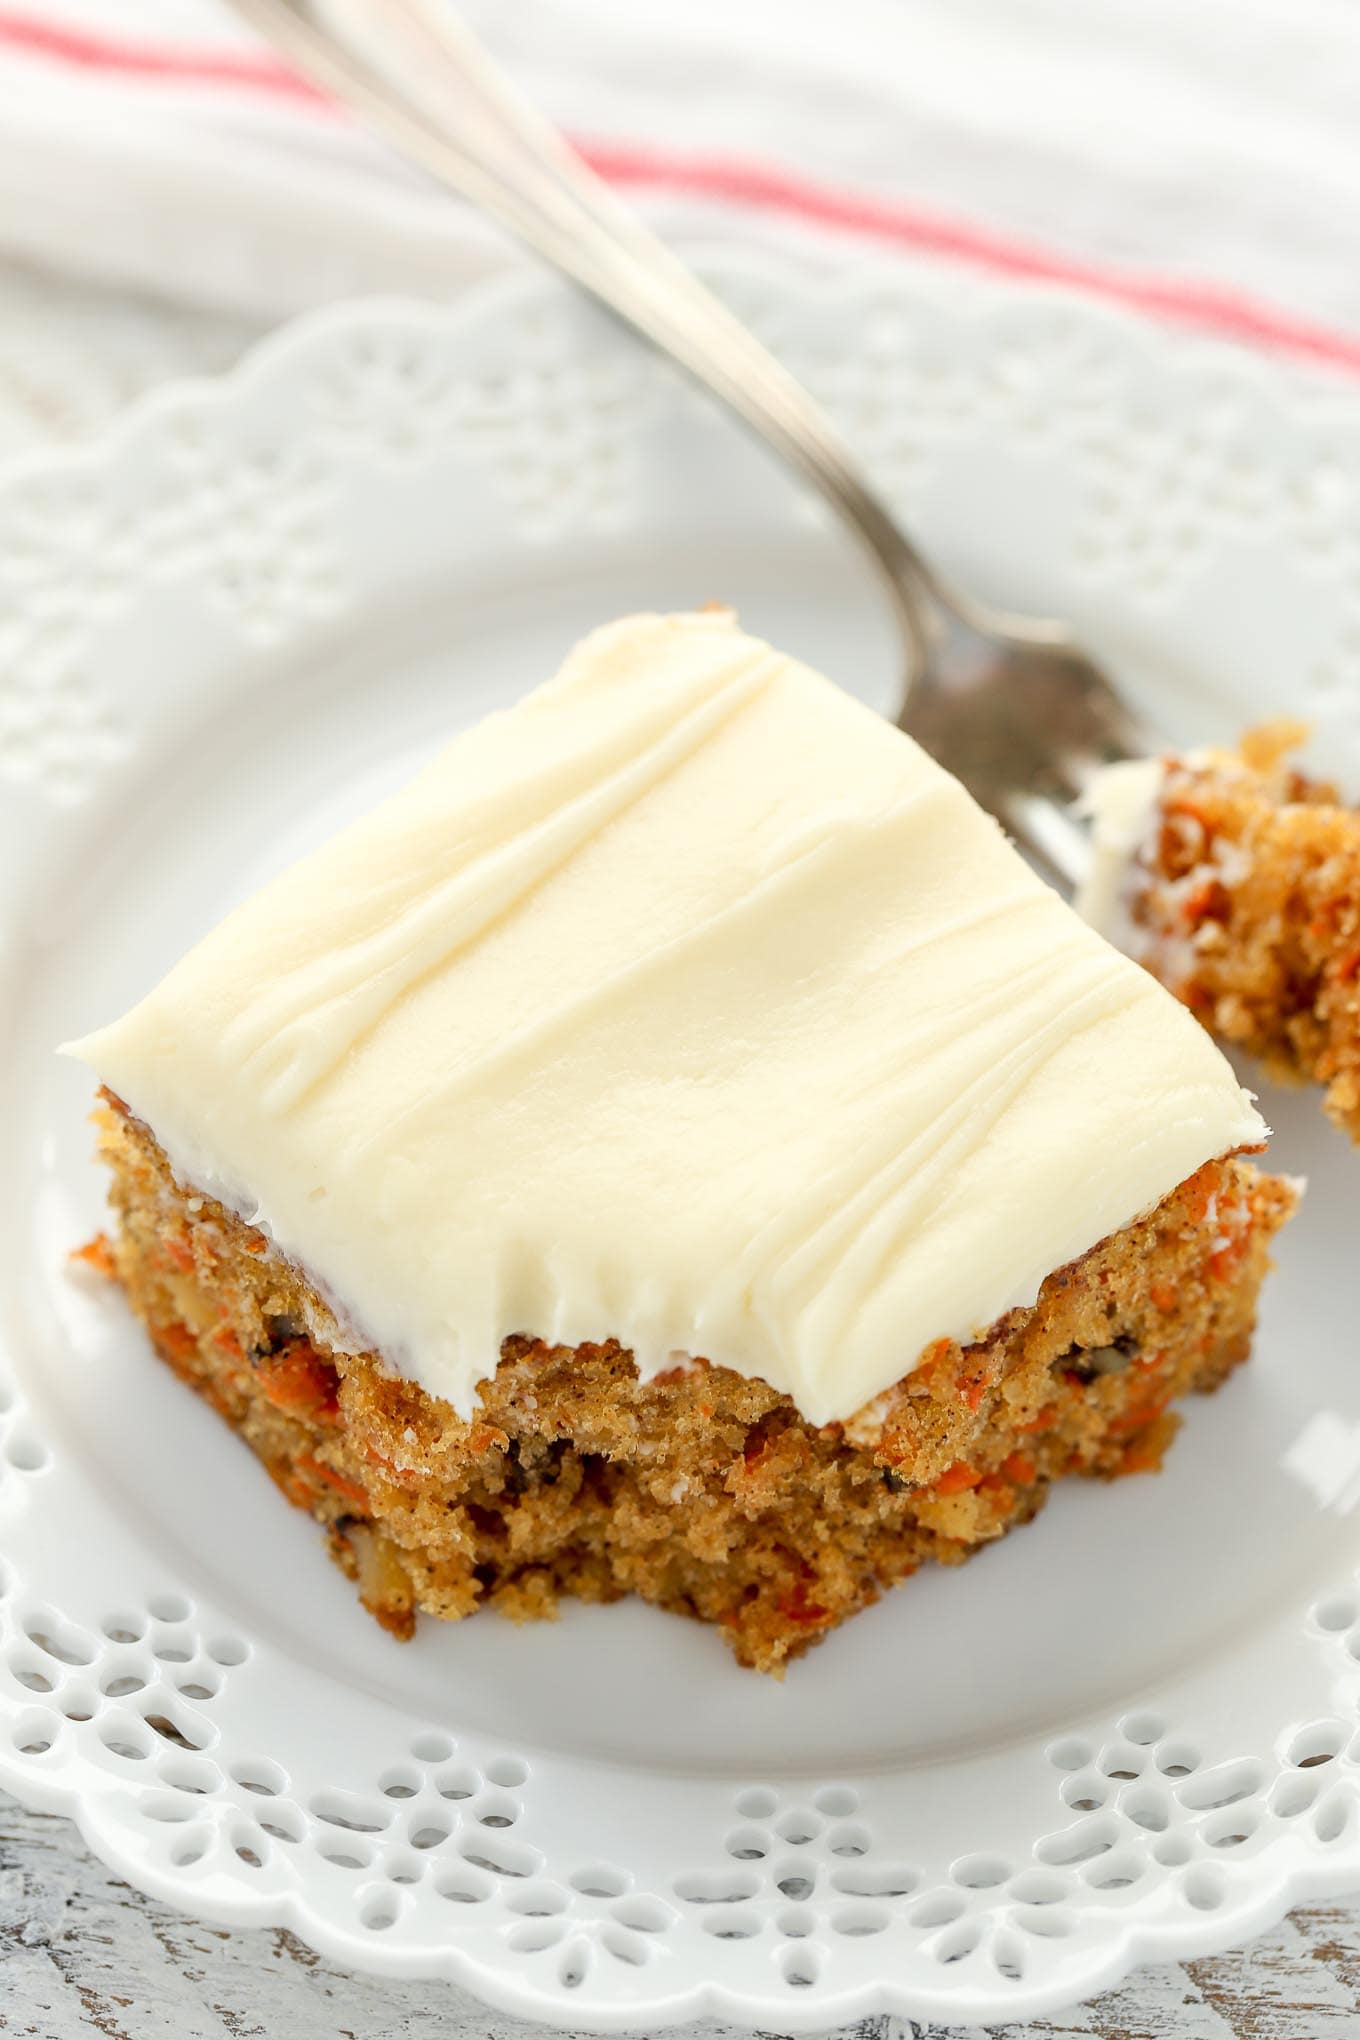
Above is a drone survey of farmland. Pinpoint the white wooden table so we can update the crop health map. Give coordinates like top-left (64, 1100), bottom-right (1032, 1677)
top-left (4, 256), bottom-right (1359, 2040)
top-left (6, 1791), bottom-right (1360, 2036)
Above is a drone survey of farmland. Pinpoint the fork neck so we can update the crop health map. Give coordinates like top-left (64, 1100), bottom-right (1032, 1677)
top-left (229, 0), bottom-right (1062, 682)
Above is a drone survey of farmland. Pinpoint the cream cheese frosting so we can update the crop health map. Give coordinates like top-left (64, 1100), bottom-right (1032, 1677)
top-left (1075, 755), bottom-right (1168, 954)
top-left (66, 612), bottom-right (1266, 1427)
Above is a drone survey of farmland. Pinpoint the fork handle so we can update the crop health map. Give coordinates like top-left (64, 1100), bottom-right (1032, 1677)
top-left (230, 0), bottom-right (936, 669)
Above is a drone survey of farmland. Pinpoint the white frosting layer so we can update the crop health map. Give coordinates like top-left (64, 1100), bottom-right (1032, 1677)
top-left (1075, 756), bottom-right (1168, 953)
top-left (67, 614), bottom-right (1265, 1427)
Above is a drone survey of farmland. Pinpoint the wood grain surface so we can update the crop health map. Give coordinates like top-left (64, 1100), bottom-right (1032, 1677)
top-left (4, 1795), bottom-right (1359, 2040)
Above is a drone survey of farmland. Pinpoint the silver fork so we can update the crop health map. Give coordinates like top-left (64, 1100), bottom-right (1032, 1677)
top-left (230, 0), bottom-right (1148, 890)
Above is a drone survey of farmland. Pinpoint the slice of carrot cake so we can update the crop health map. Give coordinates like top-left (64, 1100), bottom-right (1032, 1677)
top-left (66, 613), bottom-right (1296, 1673)
top-left (1081, 725), bottom-right (1360, 1142)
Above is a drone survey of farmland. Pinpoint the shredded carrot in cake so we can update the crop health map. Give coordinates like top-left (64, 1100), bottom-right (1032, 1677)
top-left (1178, 1163), bottom-right (1219, 1226)
top-left (158, 1322), bottom-right (198, 1364)
top-left (256, 1341), bottom-right (340, 1421)
top-left (296, 1453), bottom-right (368, 1508)
top-left (69, 1232), bottom-right (116, 1278)
top-left (1016, 1407), bottom-right (1056, 1434)
top-left (933, 1461), bottom-right (982, 1495)
top-left (84, 1096), bottom-right (1296, 1674)
top-left (1127, 732), bottom-right (1360, 1142)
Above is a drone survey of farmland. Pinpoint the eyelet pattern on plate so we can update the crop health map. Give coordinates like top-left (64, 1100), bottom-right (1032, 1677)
top-left (7, 261), bottom-right (1360, 812)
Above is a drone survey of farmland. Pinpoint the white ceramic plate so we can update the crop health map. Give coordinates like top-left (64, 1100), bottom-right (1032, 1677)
top-left (5, 258), bottom-right (1360, 2032)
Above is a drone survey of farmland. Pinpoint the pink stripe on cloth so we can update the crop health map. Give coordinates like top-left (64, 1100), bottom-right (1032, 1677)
top-left (5, 8), bottom-right (1360, 377)
top-left (580, 139), bottom-right (1360, 376)
top-left (0, 8), bottom-right (326, 99)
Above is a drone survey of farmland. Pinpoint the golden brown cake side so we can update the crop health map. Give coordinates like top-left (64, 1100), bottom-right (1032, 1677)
top-left (83, 1094), bottom-right (1296, 1675)
top-left (1127, 726), bottom-right (1360, 1141)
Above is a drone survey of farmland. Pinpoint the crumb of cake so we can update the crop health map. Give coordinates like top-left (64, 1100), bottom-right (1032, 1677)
top-left (90, 1092), bottom-right (1296, 1675)
top-left (1113, 729), bottom-right (1360, 1141)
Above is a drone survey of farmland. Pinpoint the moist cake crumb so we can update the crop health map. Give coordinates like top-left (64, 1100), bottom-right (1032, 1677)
top-left (89, 1091), bottom-right (1296, 1675)
top-left (1090, 726), bottom-right (1360, 1141)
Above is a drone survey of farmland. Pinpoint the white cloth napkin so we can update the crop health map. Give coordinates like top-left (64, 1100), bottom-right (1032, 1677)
top-left (5, 0), bottom-right (1360, 375)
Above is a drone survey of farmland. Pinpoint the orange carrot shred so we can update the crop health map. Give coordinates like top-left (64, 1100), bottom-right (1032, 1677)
top-left (258, 1340), bottom-right (340, 1420)
top-left (933, 1461), bottom-right (982, 1495)
top-left (296, 1453), bottom-right (367, 1508)
top-left (1179, 1162), bottom-right (1218, 1225)
top-left (1017, 1407), bottom-right (1056, 1435)
top-left (70, 1233), bottom-right (116, 1278)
